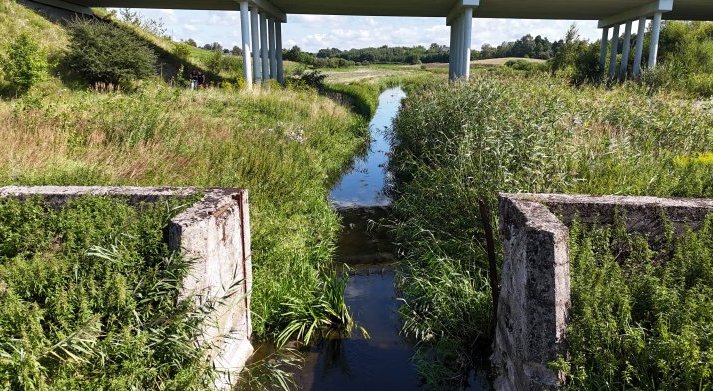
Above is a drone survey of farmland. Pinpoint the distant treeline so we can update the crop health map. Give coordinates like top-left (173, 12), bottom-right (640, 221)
top-left (281, 34), bottom-right (564, 68)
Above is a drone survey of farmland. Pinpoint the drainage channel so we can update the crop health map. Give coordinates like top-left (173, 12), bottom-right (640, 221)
top-left (294, 88), bottom-right (422, 390)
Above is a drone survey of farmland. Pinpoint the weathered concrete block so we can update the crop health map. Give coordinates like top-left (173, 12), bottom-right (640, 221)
top-left (0, 186), bottom-right (253, 389)
top-left (494, 193), bottom-right (713, 391)
top-left (494, 196), bottom-right (570, 391)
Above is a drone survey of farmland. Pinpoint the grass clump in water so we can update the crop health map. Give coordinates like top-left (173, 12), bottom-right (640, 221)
top-left (0, 196), bottom-right (214, 390)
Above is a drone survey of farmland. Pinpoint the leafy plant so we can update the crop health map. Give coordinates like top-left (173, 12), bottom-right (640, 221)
top-left (557, 215), bottom-right (713, 390)
top-left (0, 196), bottom-right (213, 389)
top-left (66, 19), bottom-right (157, 85)
top-left (276, 269), bottom-right (367, 348)
top-left (1, 33), bottom-right (48, 93)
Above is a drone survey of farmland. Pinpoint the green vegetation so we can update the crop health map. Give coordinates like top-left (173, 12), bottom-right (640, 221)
top-left (389, 74), bottom-right (713, 388)
top-left (0, 0), bottom-right (369, 373)
top-left (67, 19), bottom-right (157, 86)
top-left (550, 22), bottom-right (713, 97)
top-left (557, 215), bottom-right (713, 389)
top-left (1, 33), bottom-right (48, 93)
top-left (0, 196), bottom-right (215, 390)
top-left (276, 270), bottom-right (367, 348)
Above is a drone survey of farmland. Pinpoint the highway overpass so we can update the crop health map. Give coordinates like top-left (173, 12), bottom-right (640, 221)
top-left (32, 0), bottom-right (713, 86)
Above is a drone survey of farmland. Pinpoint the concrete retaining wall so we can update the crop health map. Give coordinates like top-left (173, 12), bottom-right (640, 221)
top-left (493, 193), bottom-right (713, 391)
top-left (0, 186), bottom-right (253, 389)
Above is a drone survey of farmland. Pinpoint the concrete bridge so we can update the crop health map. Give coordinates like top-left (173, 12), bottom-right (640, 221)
top-left (36, 0), bottom-right (713, 86)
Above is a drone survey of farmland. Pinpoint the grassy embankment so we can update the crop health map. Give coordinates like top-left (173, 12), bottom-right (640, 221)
top-left (0, 0), bottom-right (369, 371)
top-left (389, 73), bottom-right (713, 389)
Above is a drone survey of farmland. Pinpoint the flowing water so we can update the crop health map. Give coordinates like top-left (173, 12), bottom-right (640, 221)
top-left (294, 88), bottom-right (423, 390)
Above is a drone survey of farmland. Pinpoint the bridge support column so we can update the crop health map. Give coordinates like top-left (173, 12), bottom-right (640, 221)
top-left (449, 22), bottom-right (457, 80)
top-left (239, 1), bottom-right (253, 88)
top-left (259, 12), bottom-right (269, 82)
top-left (598, 0), bottom-right (673, 78)
top-left (608, 24), bottom-right (620, 80)
top-left (461, 7), bottom-right (473, 79)
top-left (649, 11), bottom-right (663, 68)
top-left (268, 18), bottom-right (277, 79)
top-left (633, 17), bottom-right (647, 76)
top-left (599, 27), bottom-right (609, 70)
top-left (455, 15), bottom-right (464, 79)
top-left (619, 20), bottom-right (633, 80)
top-left (250, 7), bottom-right (261, 83)
top-left (276, 21), bottom-right (284, 84)
top-left (447, 0), bottom-right (479, 81)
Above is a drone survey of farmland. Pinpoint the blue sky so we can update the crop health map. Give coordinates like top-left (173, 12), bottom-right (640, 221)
top-left (122, 9), bottom-right (604, 52)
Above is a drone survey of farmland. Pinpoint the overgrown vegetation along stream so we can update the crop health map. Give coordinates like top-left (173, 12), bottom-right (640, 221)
top-left (560, 215), bottom-right (713, 390)
top-left (389, 74), bottom-right (713, 389)
top-left (0, 196), bottom-right (212, 389)
top-left (0, 0), bottom-right (373, 367)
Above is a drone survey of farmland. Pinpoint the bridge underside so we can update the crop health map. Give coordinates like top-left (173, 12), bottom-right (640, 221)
top-left (34, 0), bottom-right (713, 86)
top-left (65, 0), bottom-right (713, 20)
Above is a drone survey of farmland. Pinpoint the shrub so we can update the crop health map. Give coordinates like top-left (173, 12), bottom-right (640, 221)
top-left (172, 42), bottom-right (192, 61)
top-left (558, 216), bottom-right (713, 390)
top-left (1, 33), bottom-right (48, 93)
top-left (205, 50), bottom-right (224, 74)
top-left (0, 196), bottom-right (214, 389)
top-left (66, 19), bottom-right (157, 85)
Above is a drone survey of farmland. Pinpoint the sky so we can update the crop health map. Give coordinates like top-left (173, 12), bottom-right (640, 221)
top-left (120, 8), bottom-right (604, 52)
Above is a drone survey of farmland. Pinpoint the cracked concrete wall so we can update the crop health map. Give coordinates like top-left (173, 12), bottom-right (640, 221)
top-left (0, 186), bottom-right (253, 390)
top-left (494, 193), bottom-right (713, 391)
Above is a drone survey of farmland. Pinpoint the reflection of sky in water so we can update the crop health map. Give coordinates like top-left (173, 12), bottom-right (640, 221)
top-left (329, 88), bottom-right (406, 207)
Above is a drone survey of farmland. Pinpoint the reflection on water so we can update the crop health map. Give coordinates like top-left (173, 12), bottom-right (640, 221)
top-left (329, 88), bottom-right (407, 208)
top-left (297, 269), bottom-right (421, 391)
top-left (297, 88), bottom-right (422, 390)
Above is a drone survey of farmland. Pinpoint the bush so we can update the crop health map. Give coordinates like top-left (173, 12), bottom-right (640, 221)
top-left (205, 50), bottom-right (224, 74)
top-left (1, 33), bottom-right (48, 93)
top-left (171, 42), bottom-right (192, 61)
top-left (558, 216), bottom-right (713, 390)
top-left (66, 19), bottom-right (157, 85)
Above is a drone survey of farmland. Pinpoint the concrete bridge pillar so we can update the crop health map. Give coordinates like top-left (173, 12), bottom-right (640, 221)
top-left (239, 1), bottom-right (253, 88)
top-left (598, 0), bottom-right (673, 79)
top-left (268, 17), bottom-right (277, 80)
top-left (259, 12), bottom-right (269, 82)
top-left (633, 17), bottom-right (647, 76)
top-left (250, 6), bottom-right (261, 83)
top-left (275, 21), bottom-right (284, 84)
top-left (599, 27), bottom-right (609, 70)
top-left (608, 24), bottom-right (620, 80)
top-left (447, 0), bottom-right (478, 81)
top-left (648, 11), bottom-right (663, 68)
top-left (619, 20), bottom-right (633, 80)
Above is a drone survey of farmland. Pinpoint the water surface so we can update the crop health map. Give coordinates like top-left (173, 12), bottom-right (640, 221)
top-left (329, 88), bottom-right (407, 207)
top-left (298, 88), bottom-right (421, 390)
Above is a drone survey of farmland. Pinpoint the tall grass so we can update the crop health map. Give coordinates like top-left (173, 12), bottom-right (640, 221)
top-left (0, 196), bottom-right (214, 389)
top-left (389, 73), bottom-right (713, 388)
top-left (0, 82), bottom-right (369, 345)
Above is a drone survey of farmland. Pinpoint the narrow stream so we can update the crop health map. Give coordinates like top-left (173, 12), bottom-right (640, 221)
top-left (295, 88), bottom-right (422, 390)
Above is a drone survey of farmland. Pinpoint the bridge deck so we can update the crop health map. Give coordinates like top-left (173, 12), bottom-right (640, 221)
top-left (68, 0), bottom-right (712, 21)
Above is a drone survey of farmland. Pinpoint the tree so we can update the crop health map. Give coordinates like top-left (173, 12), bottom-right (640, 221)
top-left (185, 38), bottom-right (197, 47)
top-left (1, 33), bottom-right (48, 93)
top-left (231, 45), bottom-right (243, 56)
top-left (67, 19), bottom-right (157, 85)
